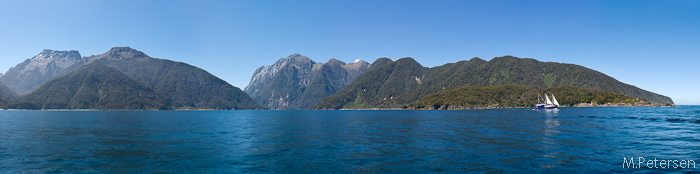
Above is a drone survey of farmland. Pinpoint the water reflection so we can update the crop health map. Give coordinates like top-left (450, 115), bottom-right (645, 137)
top-left (540, 109), bottom-right (561, 168)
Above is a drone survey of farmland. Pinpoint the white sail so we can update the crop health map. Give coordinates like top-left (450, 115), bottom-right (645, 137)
top-left (545, 93), bottom-right (553, 105)
top-left (551, 94), bottom-right (560, 106)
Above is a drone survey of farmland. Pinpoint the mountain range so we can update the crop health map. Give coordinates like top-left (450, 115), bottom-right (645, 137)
top-left (244, 54), bottom-right (371, 109)
top-left (8, 63), bottom-right (168, 110)
top-left (314, 56), bottom-right (673, 109)
top-left (2, 47), bottom-right (264, 110)
top-left (0, 48), bottom-right (674, 110)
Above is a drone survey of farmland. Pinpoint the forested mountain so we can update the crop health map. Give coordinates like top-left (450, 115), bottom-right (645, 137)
top-left (0, 82), bottom-right (16, 108)
top-left (7, 63), bottom-right (167, 110)
top-left (407, 84), bottom-right (646, 109)
top-left (244, 54), bottom-right (370, 109)
top-left (60, 47), bottom-right (265, 110)
top-left (314, 56), bottom-right (672, 109)
top-left (0, 49), bottom-right (82, 95)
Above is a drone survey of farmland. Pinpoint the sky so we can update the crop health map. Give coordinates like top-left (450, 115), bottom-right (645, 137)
top-left (0, 0), bottom-right (698, 104)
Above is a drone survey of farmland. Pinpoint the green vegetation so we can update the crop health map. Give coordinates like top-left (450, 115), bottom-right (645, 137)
top-left (407, 84), bottom-right (647, 109)
top-left (315, 56), bottom-right (672, 109)
top-left (82, 47), bottom-right (265, 110)
top-left (7, 63), bottom-right (168, 110)
top-left (0, 82), bottom-right (17, 108)
top-left (5, 47), bottom-right (265, 110)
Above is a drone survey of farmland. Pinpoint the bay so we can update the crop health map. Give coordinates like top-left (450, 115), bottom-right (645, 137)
top-left (0, 106), bottom-right (699, 173)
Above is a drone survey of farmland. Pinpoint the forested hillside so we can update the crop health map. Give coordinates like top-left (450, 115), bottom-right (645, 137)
top-left (315, 56), bottom-right (672, 109)
top-left (7, 63), bottom-right (167, 110)
top-left (407, 84), bottom-right (646, 109)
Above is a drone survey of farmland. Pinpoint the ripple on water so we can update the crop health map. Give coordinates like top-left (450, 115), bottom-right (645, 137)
top-left (0, 108), bottom-right (698, 173)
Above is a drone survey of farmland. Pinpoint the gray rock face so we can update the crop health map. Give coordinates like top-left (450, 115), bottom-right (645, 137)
top-left (245, 53), bottom-right (319, 98)
top-left (1, 49), bottom-right (81, 95)
top-left (244, 54), bottom-right (372, 109)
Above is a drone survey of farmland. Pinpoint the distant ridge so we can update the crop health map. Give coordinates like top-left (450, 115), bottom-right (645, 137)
top-left (314, 56), bottom-right (673, 109)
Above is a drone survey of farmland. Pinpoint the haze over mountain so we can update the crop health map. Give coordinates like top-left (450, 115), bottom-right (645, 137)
top-left (245, 54), bottom-right (370, 109)
top-left (8, 63), bottom-right (167, 110)
top-left (0, 49), bottom-right (82, 95)
top-left (314, 56), bottom-right (673, 109)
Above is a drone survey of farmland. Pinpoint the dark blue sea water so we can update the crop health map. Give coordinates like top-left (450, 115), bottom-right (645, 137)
top-left (1, 106), bottom-right (699, 173)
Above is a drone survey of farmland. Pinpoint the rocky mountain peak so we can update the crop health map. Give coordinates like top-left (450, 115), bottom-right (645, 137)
top-left (342, 59), bottom-right (370, 71)
top-left (0, 49), bottom-right (82, 94)
top-left (31, 49), bottom-right (81, 61)
top-left (284, 53), bottom-right (315, 67)
top-left (104, 46), bottom-right (149, 60)
top-left (325, 58), bottom-right (346, 66)
top-left (23, 49), bottom-right (81, 74)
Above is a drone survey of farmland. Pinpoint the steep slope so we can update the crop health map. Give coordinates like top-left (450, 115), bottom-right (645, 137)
top-left (245, 54), bottom-right (319, 99)
top-left (407, 84), bottom-right (645, 109)
top-left (244, 54), bottom-right (370, 109)
top-left (314, 58), bottom-right (428, 109)
top-left (7, 63), bottom-right (167, 110)
top-left (0, 81), bottom-right (17, 108)
top-left (291, 59), bottom-right (370, 109)
top-left (1, 49), bottom-right (82, 95)
top-left (60, 47), bottom-right (264, 110)
top-left (315, 56), bottom-right (672, 109)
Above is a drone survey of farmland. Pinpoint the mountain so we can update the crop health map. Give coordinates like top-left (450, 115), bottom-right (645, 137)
top-left (7, 63), bottom-right (167, 110)
top-left (0, 81), bottom-right (17, 108)
top-left (244, 54), bottom-right (371, 109)
top-left (57, 47), bottom-right (264, 110)
top-left (0, 49), bottom-right (82, 95)
top-left (407, 84), bottom-right (646, 109)
top-left (314, 56), bottom-right (673, 109)
top-left (292, 58), bottom-right (370, 109)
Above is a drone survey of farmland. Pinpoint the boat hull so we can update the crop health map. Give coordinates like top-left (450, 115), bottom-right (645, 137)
top-left (536, 104), bottom-right (558, 109)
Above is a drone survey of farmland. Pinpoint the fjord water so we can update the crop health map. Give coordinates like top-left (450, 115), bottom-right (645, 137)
top-left (1, 107), bottom-right (699, 173)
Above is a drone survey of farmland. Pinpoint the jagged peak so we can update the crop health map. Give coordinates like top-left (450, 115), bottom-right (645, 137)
top-left (325, 58), bottom-right (346, 66)
top-left (108, 46), bottom-right (137, 53)
top-left (102, 46), bottom-right (150, 60)
top-left (287, 53), bottom-right (314, 63)
top-left (270, 53), bottom-right (316, 67)
top-left (31, 49), bottom-right (81, 60)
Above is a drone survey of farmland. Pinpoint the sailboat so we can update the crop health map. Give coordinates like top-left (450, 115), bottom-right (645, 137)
top-left (536, 93), bottom-right (559, 109)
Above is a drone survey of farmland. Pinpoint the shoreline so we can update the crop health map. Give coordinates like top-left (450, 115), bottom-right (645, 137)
top-left (0, 103), bottom-right (678, 111)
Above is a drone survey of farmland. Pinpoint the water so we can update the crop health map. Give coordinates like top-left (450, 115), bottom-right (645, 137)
top-left (1, 107), bottom-right (699, 173)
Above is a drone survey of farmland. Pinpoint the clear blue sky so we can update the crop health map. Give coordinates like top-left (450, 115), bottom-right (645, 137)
top-left (1, 0), bottom-right (698, 104)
